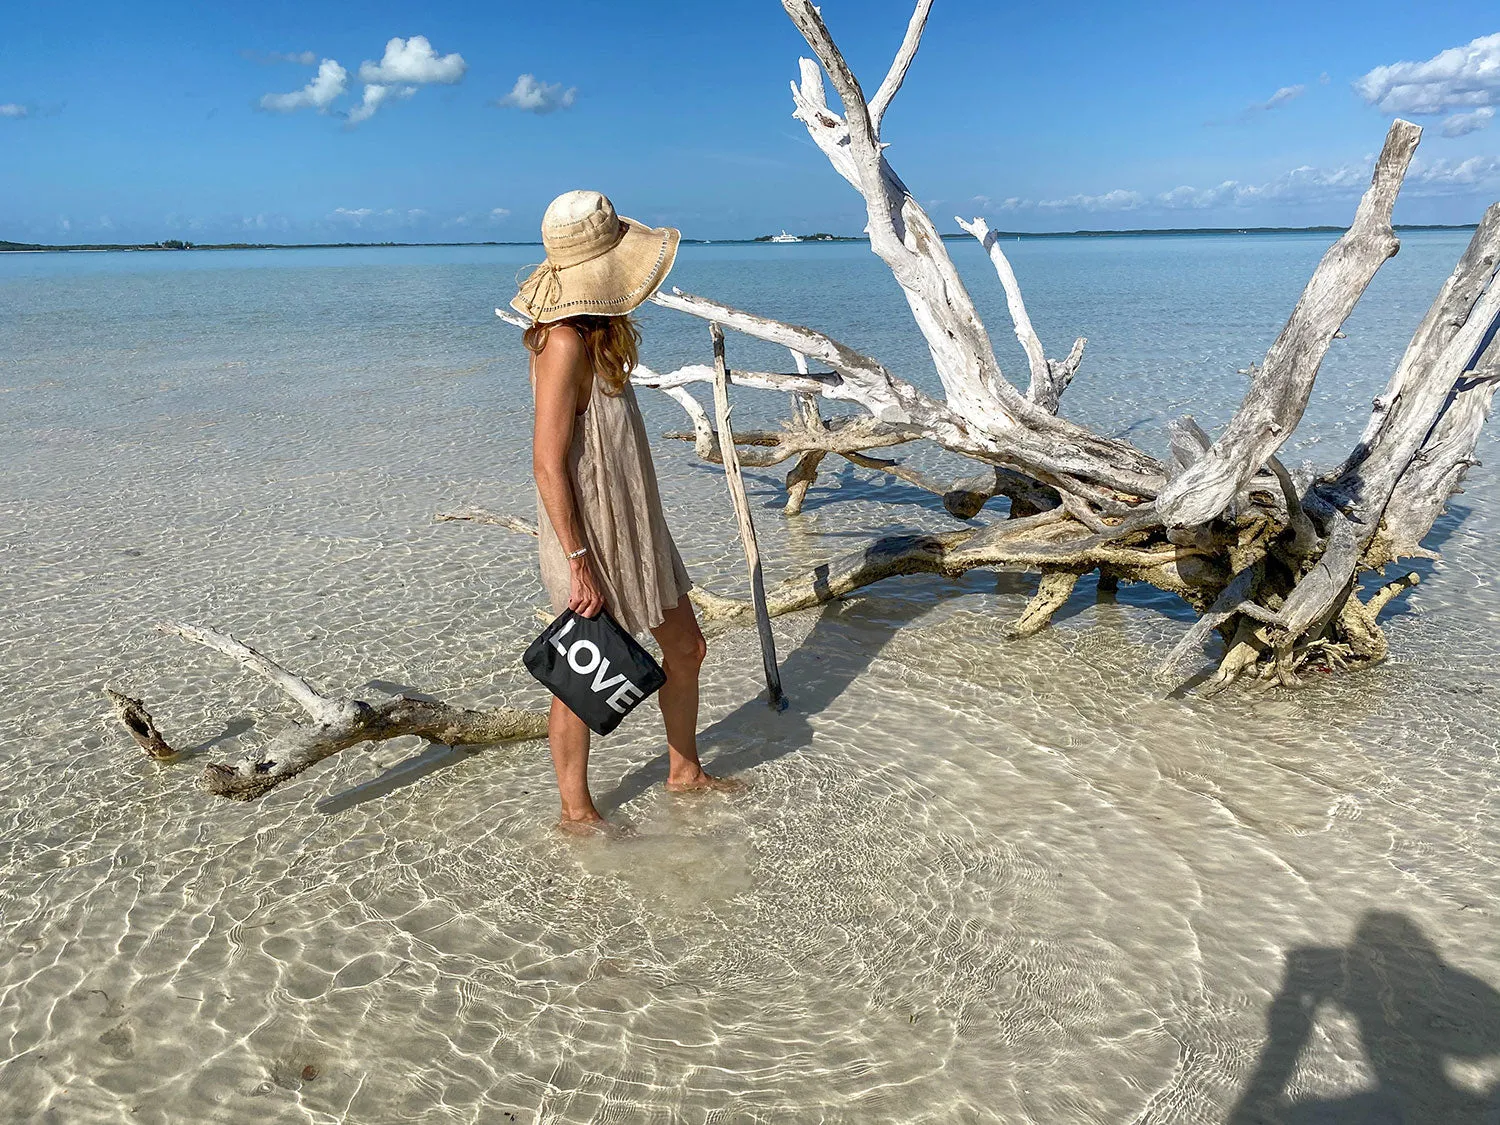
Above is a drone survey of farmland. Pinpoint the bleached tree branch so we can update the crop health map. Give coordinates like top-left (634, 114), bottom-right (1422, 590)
top-left (1154, 120), bottom-right (1422, 528)
top-left (957, 215), bottom-right (1049, 390)
top-left (869, 0), bottom-right (935, 135)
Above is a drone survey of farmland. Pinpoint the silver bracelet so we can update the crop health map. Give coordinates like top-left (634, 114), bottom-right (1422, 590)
top-left (566, 545), bottom-right (589, 560)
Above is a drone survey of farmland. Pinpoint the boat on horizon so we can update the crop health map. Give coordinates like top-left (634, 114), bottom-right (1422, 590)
top-left (769, 230), bottom-right (800, 243)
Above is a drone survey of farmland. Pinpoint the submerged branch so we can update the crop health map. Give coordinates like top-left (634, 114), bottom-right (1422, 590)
top-left (110, 623), bottom-right (548, 802)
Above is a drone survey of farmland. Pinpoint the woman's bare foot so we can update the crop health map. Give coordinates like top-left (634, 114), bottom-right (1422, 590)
top-left (557, 806), bottom-right (608, 837)
top-left (664, 769), bottom-right (748, 795)
top-left (556, 814), bottom-right (638, 839)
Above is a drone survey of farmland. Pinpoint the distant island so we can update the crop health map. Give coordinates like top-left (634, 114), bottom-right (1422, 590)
top-left (1, 224), bottom-right (1479, 255)
top-left (751, 232), bottom-right (855, 242)
top-left (0, 238), bottom-right (521, 253)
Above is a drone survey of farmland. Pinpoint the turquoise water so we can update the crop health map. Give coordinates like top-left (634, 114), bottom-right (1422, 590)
top-left (1, 234), bottom-right (1498, 1123)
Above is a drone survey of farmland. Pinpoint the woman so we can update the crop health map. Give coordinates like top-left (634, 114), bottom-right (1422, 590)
top-left (513, 190), bottom-right (737, 832)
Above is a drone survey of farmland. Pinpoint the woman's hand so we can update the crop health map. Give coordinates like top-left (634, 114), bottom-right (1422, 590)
top-left (568, 554), bottom-right (607, 619)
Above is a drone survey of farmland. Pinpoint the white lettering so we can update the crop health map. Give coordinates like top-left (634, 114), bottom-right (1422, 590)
top-left (606, 681), bottom-right (645, 713)
top-left (566, 639), bottom-right (601, 676)
top-left (548, 616), bottom-right (576, 657)
top-left (590, 663), bottom-right (627, 694)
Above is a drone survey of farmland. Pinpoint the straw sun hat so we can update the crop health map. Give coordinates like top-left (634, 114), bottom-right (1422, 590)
top-left (511, 190), bottom-right (680, 324)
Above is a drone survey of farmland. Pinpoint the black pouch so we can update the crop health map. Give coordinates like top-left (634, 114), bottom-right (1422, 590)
top-left (522, 610), bottom-right (666, 735)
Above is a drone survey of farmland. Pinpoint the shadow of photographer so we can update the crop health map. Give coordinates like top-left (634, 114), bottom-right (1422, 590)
top-left (1230, 909), bottom-right (1500, 1124)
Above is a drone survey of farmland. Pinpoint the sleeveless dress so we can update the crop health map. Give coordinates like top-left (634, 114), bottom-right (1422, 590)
top-left (536, 377), bottom-right (693, 636)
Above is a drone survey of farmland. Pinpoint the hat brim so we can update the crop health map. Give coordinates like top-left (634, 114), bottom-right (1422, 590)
top-left (511, 218), bottom-right (680, 323)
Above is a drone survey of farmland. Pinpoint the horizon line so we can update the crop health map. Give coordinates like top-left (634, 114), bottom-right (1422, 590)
top-left (1, 223), bottom-right (1480, 254)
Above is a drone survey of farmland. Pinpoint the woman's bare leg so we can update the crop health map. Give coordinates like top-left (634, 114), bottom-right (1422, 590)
top-left (549, 696), bottom-right (602, 828)
top-left (651, 595), bottom-right (738, 792)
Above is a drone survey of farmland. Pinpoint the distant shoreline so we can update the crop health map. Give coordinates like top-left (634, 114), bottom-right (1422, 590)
top-left (1, 224), bottom-right (1478, 255)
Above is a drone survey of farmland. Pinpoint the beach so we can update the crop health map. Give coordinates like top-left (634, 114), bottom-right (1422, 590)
top-left (2, 234), bottom-right (1498, 1123)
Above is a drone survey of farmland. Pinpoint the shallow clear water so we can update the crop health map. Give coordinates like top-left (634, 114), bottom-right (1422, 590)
top-left (1, 234), bottom-right (1498, 1124)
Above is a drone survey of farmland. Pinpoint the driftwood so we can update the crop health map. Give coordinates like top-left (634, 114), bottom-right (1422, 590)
top-left (491, 0), bottom-right (1500, 693)
top-left (113, 1), bottom-right (1500, 802)
top-left (112, 623), bottom-right (546, 801)
top-left (710, 323), bottom-right (785, 707)
top-left (1153, 122), bottom-right (1421, 528)
top-left (103, 688), bottom-right (176, 760)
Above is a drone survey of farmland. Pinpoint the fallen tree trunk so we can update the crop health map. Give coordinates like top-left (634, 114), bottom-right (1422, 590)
top-left (110, 623), bottom-right (547, 801)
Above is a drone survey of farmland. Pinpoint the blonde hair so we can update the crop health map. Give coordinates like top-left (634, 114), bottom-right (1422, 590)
top-left (523, 313), bottom-right (641, 396)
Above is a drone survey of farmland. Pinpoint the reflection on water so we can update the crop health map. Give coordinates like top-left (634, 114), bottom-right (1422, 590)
top-left (1, 238), bottom-right (1498, 1122)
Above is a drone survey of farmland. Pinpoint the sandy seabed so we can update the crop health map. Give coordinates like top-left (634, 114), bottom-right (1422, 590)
top-left (2, 240), bottom-right (1498, 1123)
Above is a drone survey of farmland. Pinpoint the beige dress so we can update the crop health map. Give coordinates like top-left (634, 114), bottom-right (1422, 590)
top-left (536, 377), bottom-right (693, 636)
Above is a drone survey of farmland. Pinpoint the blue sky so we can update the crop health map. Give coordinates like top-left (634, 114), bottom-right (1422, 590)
top-left (2, 0), bottom-right (1498, 243)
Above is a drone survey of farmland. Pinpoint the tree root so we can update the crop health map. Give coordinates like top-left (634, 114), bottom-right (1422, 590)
top-left (436, 508), bottom-right (537, 536)
top-left (686, 509), bottom-right (1227, 629)
top-left (1367, 571), bottom-right (1421, 617)
top-left (1007, 571), bottom-right (1082, 638)
top-left (784, 449), bottom-right (828, 514)
top-left (1198, 569), bottom-right (1422, 694)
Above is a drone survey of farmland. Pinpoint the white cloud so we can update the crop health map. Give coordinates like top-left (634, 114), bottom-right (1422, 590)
top-left (244, 49), bottom-right (319, 65)
top-left (358, 36), bottom-right (466, 85)
top-left (1203, 83), bottom-right (1311, 127)
top-left (0, 103), bottom-right (29, 118)
top-left (1354, 32), bottom-right (1500, 114)
top-left (1146, 164), bottom-right (1372, 210)
top-left (496, 74), bottom-right (577, 114)
top-left (1442, 106), bottom-right (1495, 136)
top-left (1036, 189), bottom-right (1146, 212)
top-left (337, 36), bottom-right (464, 125)
top-left (346, 83), bottom-right (415, 125)
top-left (329, 207), bottom-right (430, 228)
top-left (1235, 162), bottom-right (1370, 203)
top-left (1156, 182), bottom-right (1237, 209)
top-left (987, 152), bottom-right (1500, 220)
top-left (1253, 84), bottom-right (1306, 112)
top-left (445, 207), bottom-right (513, 228)
top-left (240, 213), bottom-right (290, 232)
top-left (1412, 154), bottom-right (1500, 189)
top-left (256, 36), bottom-right (464, 125)
top-left (260, 59), bottom-right (348, 112)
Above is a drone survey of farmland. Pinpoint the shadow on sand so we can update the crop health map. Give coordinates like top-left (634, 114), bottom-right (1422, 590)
top-left (315, 679), bottom-right (521, 815)
top-left (311, 568), bottom-right (1048, 817)
top-left (594, 571), bottom-right (1038, 816)
top-left (1230, 909), bottom-right (1500, 1124)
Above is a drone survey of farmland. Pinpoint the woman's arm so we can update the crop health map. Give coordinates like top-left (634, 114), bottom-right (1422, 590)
top-left (531, 326), bottom-right (607, 618)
